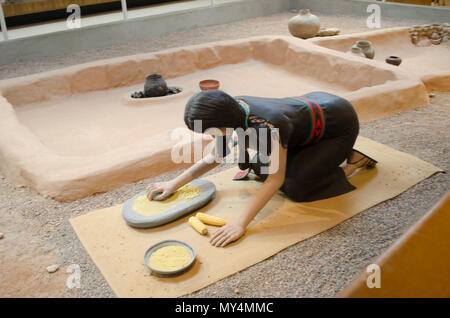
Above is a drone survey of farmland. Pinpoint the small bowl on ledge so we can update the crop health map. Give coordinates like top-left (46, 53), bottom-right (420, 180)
top-left (199, 79), bottom-right (220, 91)
top-left (385, 56), bottom-right (402, 66)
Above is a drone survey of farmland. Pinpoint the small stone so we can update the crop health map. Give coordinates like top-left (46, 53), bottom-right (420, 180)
top-left (429, 93), bottom-right (435, 98)
top-left (0, 233), bottom-right (4, 239)
top-left (46, 264), bottom-right (59, 273)
top-left (42, 244), bottom-right (55, 253)
top-left (131, 91), bottom-right (145, 99)
top-left (318, 28), bottom-right (340, 37)
top-left (234, 288), bottom-right (241, 294)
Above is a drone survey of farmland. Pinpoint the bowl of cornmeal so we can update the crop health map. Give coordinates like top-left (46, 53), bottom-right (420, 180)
top-left (144, 240), bottom-right (196, 276)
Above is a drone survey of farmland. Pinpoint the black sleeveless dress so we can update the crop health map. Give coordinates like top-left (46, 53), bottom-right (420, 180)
top-left (228, 91), bottom-right (360, 202)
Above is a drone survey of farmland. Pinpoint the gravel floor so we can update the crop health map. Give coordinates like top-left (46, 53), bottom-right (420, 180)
top-left (0, 11), bottom-right (448, 298)
top-left (0, 10), bottom-right (439, 79)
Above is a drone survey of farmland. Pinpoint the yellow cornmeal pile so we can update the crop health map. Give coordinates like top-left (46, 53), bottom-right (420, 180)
top-left (148, 245), bottom-right (192, 271)
top-left (133, 185), bottom-right (201, 217)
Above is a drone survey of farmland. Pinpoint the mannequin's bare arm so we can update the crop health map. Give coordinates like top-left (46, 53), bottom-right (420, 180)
top-left (146, 139), bottom-right (222, 200)
top-left (171, 149), bottom-right (221, 190)
top-left (235, 142), bottom-right (287, 229)
top-left (210, 137), bottom-right (288, 247)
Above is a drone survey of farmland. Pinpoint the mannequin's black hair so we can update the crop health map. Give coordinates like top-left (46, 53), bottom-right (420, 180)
top-left (184, 89), bottom-right (246, 133)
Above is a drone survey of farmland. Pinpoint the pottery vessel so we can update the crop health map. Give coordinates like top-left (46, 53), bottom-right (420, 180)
top-left (430, 32), bottom-right (442, 45)
top-left (356, 40), bottom-right (375, 59)
top-left (385, 56), bottom-right (402, 66)
top-left (423, 24), bottom-right (433, 37)
top-left (417, 38), bottom-right (432, 47)
top-left (288, 9), bottom-right (320, 39)
top-left (430, 38), bottom-right (441, 45)
top-left (144, 73), bottom-right (168, 97)
top-left (442, 23), bottom-right (449, 42)
top-left (348, 45), bottom-right (365, 58)
top-left (444, 23), bottom-right (450, 34)
top-left (199, 79), bottom-right (220, 90)
top-left (431, 24), bottom-right (442, 33)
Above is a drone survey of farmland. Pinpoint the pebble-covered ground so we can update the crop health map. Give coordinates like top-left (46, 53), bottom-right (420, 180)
top-left (0, 10), bottom-right (448, 298)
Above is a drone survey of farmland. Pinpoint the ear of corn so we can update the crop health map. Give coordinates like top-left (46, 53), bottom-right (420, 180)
top-left (189, 216), bottom-right (208, 235)
top-left (196, 212), bottom-right (226, 226)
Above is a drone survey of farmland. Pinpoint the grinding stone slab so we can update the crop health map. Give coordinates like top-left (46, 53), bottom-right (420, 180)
top-left (122, 179), bottom-right (216, 228)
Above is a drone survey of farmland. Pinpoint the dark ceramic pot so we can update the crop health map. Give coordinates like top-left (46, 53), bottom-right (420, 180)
top-left (144, 73), bottom-right (168, 97)
top-left (385, 56), bottom-right (402, 66)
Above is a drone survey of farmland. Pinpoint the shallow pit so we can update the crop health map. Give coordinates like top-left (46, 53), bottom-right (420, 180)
top-left (0, 35), bottom-right (428, 201)
top-left (13, 60), bottom-right (353, 157)
top-left (310, 27), bottom-right (450, 92)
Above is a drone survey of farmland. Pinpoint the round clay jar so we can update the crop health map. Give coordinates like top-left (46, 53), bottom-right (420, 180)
top-left (431, 24), bottom-right (442, 33)
top-left (349, 45), bottom-right (365, 58)
top-left (444, 23), bottom-right (450, 33)
top-left (385, 56), bottom-right (402, 66)
top-left (430, 32), bottom-right (442, 45)
top-left (144, 73), bottom-right (169, 97)
top-left (288, 9), bottom-right (320, 39)
top-left (356, 40), bottom-right (375, 59)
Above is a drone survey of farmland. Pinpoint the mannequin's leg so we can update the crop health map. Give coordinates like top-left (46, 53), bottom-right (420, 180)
top-left (343, 150), bottom-right (378, 177)
top-left (280, 136), bottom-right (355, 202)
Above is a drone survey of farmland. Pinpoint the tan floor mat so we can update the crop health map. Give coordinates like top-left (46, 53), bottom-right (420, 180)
top-left (70, 137), bottom-right (442, 297)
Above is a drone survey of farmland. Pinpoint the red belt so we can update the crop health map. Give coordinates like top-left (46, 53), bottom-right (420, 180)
top-left (287, 96), bottom-right (326, 146)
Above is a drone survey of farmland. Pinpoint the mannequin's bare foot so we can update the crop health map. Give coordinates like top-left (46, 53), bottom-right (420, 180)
top-left (344, 150), bottom-right (377, 177)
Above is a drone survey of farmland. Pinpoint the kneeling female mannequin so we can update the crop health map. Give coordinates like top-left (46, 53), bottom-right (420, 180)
top-left (146, 90), bottom-right (376, 247)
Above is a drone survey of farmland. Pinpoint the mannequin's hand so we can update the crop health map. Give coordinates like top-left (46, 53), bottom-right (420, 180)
top-left (210, 224), bottom-right (245, 247)
top-left (146, 181), bottom-right (175, 201)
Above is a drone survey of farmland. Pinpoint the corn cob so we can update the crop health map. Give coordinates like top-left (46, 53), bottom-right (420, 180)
top-left (188, 216), bottom-right (208, 235)
top-left (196, 212), bottom-right (226, 226)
